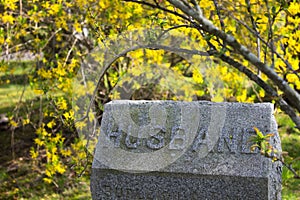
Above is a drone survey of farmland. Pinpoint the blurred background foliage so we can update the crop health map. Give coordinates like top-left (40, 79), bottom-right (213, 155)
top-left (0, 0), bottom-right (300, 199)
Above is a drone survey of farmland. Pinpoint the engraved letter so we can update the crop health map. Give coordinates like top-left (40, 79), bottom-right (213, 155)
top-left (192, 127), bottom-right (210, 151)
top-left (146, 126), bottom-right (165, 150)
top-left (169, 126), bottom-right (186, 150)
top-left (241, 127), bottom-right (259, 154)
top-left (107, 128), bottom-right (122, 148)
top-left (125, 125), bottom-right (140, 149)
top-left (217, 127), bottom-right (238, 153)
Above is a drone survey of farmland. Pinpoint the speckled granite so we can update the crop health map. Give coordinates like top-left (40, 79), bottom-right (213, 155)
top-left (91, 100), bottom-right (282, 200)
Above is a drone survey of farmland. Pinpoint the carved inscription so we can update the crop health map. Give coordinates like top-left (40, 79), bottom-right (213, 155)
top-left (169, 126), bottom-right (186, 150)
top-left (217, 127), bottom-right (239, 153)
top-left (147, 126), bottom-right (166, 149)
top-left (192, 128), bottom-right (211, 151)
top-left (104, 123), bottom-right (263, 154)
top-left (216, 127), bottom-right (261, 154)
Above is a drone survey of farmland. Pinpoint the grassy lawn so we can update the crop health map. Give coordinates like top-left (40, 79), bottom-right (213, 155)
top-left (0, 62), bottom-right (299, 199)
top-left (277, 113), bottom-right (300, 200)
top-left (0, 164), bottom-right (91, 199)
top-left (0, 62), bottom-right (35, 114)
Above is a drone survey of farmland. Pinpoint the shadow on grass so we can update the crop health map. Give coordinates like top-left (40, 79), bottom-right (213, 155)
top-left (0, 74), bottom-right (29, 86)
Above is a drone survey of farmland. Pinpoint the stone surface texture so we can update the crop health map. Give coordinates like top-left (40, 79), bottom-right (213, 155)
top-left (91, 100), bottom-right (282, 200)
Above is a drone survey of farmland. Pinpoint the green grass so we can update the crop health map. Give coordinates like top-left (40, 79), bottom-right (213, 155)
top-left (0, 163), bottom-right (92, 200)
top-left (0, 61), bottom-right (35, 114)
top-left (0, 84), bottom-right (37, 114)
top-left (277, 113), bottom-right (300, 199)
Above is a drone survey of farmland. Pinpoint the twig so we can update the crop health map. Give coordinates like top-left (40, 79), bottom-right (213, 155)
top-left (212, 0), bottom-right (225, 31)
top-left (195, 26), bottom-right (300, 129)
top-left (78, 147), bottom-right (91, 178)
top-left (263, 0), bottom-right (277, 69)
top-left (0, 40), bottom-right (34, 58)
top-left (62, 38), bottom-right (78, 68)
top-left (19, 0), bottom-right (22, 16)
top-left (123, 0), bottom-right (189, 21)
top-left (157, 24), bottom-right (192, 41)
top-left (167, 0), bottom-right (300, 113)
top-left (40, 28), bottom-right (63, 52)
top-left (281, 160), bottom-right (300, 179)
top-left (226, 11), bottom-right (300, 80)
top-left (246, 0), bottom-right (261, 76)
top-left (191, 0), bottom-right (202, 16)
top-left (75, 43), bottom-right (210, 122)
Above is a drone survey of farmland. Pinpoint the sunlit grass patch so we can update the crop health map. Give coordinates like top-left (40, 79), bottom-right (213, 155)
top-left (277, 113), bottom-right (300, 199)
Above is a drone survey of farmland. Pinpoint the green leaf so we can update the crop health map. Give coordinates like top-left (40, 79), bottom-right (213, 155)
top-left (254, 127), bottom-right (264, 139)
top-left (271, 6), bottom-right (276, 15)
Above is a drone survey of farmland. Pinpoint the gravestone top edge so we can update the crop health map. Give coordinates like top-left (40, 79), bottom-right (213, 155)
top-left (107, 100), bottom-right (274, 106)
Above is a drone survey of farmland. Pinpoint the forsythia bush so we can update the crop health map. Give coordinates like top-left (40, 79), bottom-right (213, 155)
top-left (1, 0), bottom-right (300, 188)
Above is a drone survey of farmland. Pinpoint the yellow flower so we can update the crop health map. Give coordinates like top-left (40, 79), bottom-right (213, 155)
top-left (259, 89), bottom-right (265, 98)
top-left (211, 95), bottom-right (224, 102)
top-left (55, 163), bottom-right (66, 174)
top-left (192, 68), bottom-right (204, 84)
top-left (63, 110), bottom-right (74, 121)
top-left (75, 121), bottom-right (86, 130)
top-left (61, 149), bottom-right (72, 157)
top-left (74, 21), bottom-right (82, 33)
top-left (45, 169), bottom-right (52, 177)
top-left (51, 134), bottom-right (63, 143)
top-left (36, 126), bottom-right (48, 137)
top-left (9, 120), bottom-right (18, 127)
top-left (51, 146), bottom-right (58, 153)
top-left (47, 120), bottom-right (56, 129)
top-left (288, 2), bottom-right (300, 16)
top-left (2, 14), bottom-right (15, 24)
top-left (48, 4), bottom-right (61, 15)
top-left (296, 80), bottom-right (300, 90)
top-left (237, 90), bottom-right (247, 102)
top-left (51, 154), bottom-right (58, 163)
top-left (30, 148), bottom-right (39, 159)
top-left (56, 98), bottom-right (68, 110)
top-left (33, 89), bottom-right (44, 95)
top-left (286, 74), bottom-right (298, 83)
top-left (34, 138), bottom-right (44, 146)
top-left (43, 177), bottom-right (52, 184)
top-left (37, 68), bottom-right (52, 79)
top-left (23, 118), bottom-right (30, 125)
top-left (3, 0), bottom-right (18, 10)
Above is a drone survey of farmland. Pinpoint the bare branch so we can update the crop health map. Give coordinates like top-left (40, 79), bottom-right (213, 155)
top-left (76, 43), bottom-right (210, 122)
top-left (62, 38), bottom-right (78, 68)
top-left (194, 25), bottom-right (300, 129)
top-left (157, 24), bottom-right (192, 40)
top-left (226, 12), bottom-right (300, 80)
top-left (263, 0), bottom-right (276, 69)
top-left (41, 28), bottom-right (63, 52)
top-left (123, 0), bottom-right (189, 21)
top-left (217, 52), bottom-right (300, 129)
top-left (246, 0), bottom-right (261, 75)
top-left (191, 0), bottom-right (203, 17)
top-left (201, 35), bottom-right (300, 128)
top-left (167, 0), bottom-right (300, 113)
top-left (212, 0), bottom-right (225, 31)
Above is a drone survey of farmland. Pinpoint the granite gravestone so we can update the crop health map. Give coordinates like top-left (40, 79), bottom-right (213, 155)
top-left (91, 100), bottom-right (282, 200)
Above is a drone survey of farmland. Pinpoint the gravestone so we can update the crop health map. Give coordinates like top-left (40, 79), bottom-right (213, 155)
top-left (91, 100), bottom-right (282, 200)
